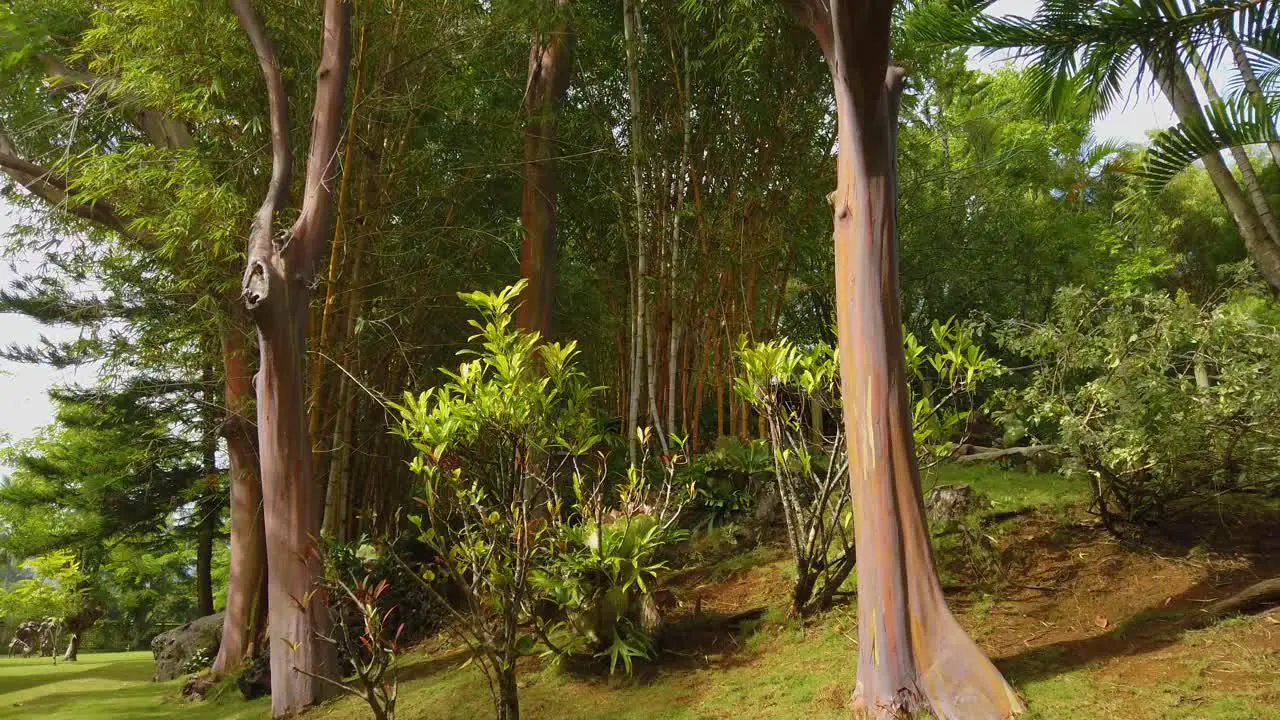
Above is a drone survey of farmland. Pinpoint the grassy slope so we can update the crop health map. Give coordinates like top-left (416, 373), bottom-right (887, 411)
top-left (3, 466), bottom-right (1277, 720)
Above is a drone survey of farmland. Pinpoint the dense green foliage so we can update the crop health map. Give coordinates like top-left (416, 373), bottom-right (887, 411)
top-left (996, 276), bottom-right (1280, 525)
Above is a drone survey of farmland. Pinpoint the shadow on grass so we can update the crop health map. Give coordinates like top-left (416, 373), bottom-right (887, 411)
top-left (395, 608), bottom-right (770, 692)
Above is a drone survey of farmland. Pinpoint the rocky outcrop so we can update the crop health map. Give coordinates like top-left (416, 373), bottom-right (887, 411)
top-left (151, 611), bottom-right (223, 681)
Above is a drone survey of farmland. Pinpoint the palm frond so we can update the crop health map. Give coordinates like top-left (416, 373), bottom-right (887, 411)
top-left (1139, 94), bottom-right (1279, 193)
top-left (908, 0), bottom-right (1272, 119)
top-left (909, 0), bottom-right (1268, 56)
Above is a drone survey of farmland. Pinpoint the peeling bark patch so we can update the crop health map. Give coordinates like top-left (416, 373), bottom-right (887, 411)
top-left (242, 260), bottom-right (270, 309)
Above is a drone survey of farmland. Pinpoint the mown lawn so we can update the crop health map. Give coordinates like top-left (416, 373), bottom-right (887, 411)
top-left (0, 651), bottom-right (268, 720)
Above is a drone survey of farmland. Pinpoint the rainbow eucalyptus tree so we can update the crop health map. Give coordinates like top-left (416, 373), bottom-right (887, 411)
top-left (787, 0), bottom-right (1023, 717)
top-left (518, 0), bottom-right (575, 335)
top-left (0, 14), bottom-right (268, 671)
top-left (230, 0), bottom-right (351, 713)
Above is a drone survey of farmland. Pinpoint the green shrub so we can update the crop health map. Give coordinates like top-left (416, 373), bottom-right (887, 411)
top-left (683, 437), bottom-right (770, 528)
top-left (392, 282), bottom-right (688, 718)
top-left (995, 281), bottom-right (1280, 526)
top-left (532, 511), bottom-right (685, 674)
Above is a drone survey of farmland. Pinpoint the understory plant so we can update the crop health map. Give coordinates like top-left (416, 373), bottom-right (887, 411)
top-left (532, 434), bottom-right (688, 675)
top-left (312, 560), bottom-right (403, 720)
top-left (306, 533), bottom-right (441, 720)
top-left (996, 280), bottom-right (1280, 527)
top-left (683, 436), bottom-right (770, 528)
top-left (392, 282), bottom-right (687, 720)
top-left (736, 319), bottom-right (1001, 615)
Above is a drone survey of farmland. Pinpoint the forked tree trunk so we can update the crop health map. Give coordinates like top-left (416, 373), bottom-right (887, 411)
top-left (231, 1), bottom-right (351, 714)
top-left (518, 0), bottom-right (574, 336)
top-left (213, 322), bottom-right (268, 677)
top-left (794, 1), bottom-right (1024, 717)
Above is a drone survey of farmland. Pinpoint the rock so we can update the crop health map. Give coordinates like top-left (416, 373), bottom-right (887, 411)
top-left (182, 673), bottom-right (217, 699)
top-left (237, 652), bottom-right (271, 700)
top-left (923, 484), bottom-right (982, 530)
top-left (752, 485), bottom-right (781, 525)
top-left (151, 611), bottom-right (223, 682)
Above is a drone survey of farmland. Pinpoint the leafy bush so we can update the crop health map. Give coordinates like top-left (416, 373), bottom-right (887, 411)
top-left (532, 504), bottom-right (685, 674)
top-left (320, 534), bottom-right (441, 646)
top-left (995, 282), bottom-right (1280, 526)
top-left (312, 537), bottom-right (406, 720)
top-left (735, 319), bottom-right (1001, 615)
top-left (0, 551), bottom-right (86, 624)
top-left (392, 282), bottom-right (687, 719)
top-left (906, 319), bottom-right (1005, 465)
top-left (683, 437), bottom-right (771, 528)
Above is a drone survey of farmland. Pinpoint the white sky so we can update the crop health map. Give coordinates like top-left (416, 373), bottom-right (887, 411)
top-left (0, 0), bottom-right (1235, 452)
top-left (0, 211), bottom-right (92, 452)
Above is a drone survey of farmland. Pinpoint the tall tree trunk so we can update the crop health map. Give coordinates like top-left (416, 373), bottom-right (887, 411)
top-left (518, 1), bottom-right (574, 335)
top-left (321, 236), bottom-right (367, 540)
top-left (795, 1), bottom-right (1024, 718)
top-left (197, 360), bottom-right (220, 618)
top-left (623, 0), bottom-right (646, 465)
top-left (1222, 26), bottom-right (1280, 169)
top-left (1147, 48), bottom-right (1280, 292)
top-left (213, 322), bottom-right (269, 677)
top-left (666, 30), bottom-right (691, 438)
top-left (309, 26), bottom-right (366, 505)
top-left (196, 498), bottom-right (217, 618)
top-left (231, 1), bottom-right (351, 714)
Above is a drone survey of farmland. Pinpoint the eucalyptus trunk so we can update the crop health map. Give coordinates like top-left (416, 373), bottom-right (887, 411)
top-left (212, 322), bottom-right (268, 677)
top-left (231, 1), bottom-right (351, 713)
top-left (795, 1), bottom-right (1024, 717)
top-left (518, 1), bottom-right (574, 335)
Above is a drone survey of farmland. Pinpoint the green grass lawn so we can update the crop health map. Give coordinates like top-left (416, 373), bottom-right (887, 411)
top-left (922, 463), bottom-right (1092, 516)
top-left (0, 652), bottom-right (268, 720)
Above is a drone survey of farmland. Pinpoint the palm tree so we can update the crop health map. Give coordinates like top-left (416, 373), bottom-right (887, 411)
top-left (909, 0), bottom-right (1280, 292)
